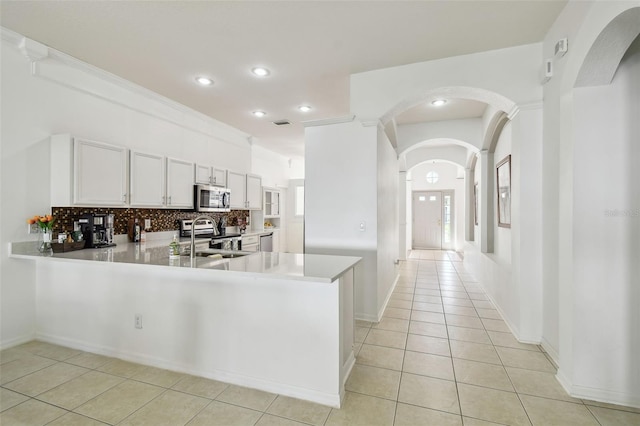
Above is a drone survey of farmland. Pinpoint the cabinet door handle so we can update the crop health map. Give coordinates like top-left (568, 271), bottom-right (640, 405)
top-left (168, 196), bottom-right (172, 205)
top-left (123, 193), bottom-right (127, 202)
top-left (162, 196), bottom-right (166, 204)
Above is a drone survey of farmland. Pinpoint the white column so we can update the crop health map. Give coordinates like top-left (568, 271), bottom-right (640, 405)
top-left (479, 150), bottom-right (494, 253)
top-left (465, 167), bottom-right (474, 242)
top-left (398, 171), bottom-right (407, 260)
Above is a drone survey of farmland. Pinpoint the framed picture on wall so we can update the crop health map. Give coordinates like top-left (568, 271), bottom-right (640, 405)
top-left (474, 183), bottom-right (479, 226)
top-left (496, 155), bottom-right (511, 228)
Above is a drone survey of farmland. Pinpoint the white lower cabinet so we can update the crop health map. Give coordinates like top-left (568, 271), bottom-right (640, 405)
top-left (73, 138), bottom-right (128, 206)
top-left (242, 234), bottom-right (259, 252)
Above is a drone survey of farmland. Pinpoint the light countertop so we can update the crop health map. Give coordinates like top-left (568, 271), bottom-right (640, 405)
top-left (10, 239), bottom-right (361, 283)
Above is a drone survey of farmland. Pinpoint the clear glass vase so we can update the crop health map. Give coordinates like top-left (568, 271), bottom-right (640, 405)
top-left (38, 229), bottom-right (53, 254)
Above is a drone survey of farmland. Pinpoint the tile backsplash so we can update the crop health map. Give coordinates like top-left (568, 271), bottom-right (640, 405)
top-left (51, 207), bottom-right (250, 235)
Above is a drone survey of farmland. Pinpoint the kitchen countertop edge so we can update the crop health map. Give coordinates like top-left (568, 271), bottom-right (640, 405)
top-left (9, 241), bottom-right (361, 284)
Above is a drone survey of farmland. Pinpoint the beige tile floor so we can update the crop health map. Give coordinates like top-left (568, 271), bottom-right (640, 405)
top-left (1, 250), bottom-right (639, 425)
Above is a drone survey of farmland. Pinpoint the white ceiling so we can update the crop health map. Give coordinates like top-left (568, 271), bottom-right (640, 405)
top-left (0, 1), bottom-right (567, 158)
top-left (395, 99), bottom-right (488, 126)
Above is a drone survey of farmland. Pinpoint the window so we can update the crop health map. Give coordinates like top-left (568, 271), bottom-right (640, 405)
top-left (295, 185), bottom-right (305, 216)
top-left (443, 194), bottom-right (452, 244)
top-left (426, 171), bottom-right (439, 183)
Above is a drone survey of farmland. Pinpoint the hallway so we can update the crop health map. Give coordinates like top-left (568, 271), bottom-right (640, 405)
top-left (1, 251), bottom-right (639, 425)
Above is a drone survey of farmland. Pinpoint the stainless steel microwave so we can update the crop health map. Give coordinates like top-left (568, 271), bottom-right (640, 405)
top-left (194, 185), bottom-right (231, 212)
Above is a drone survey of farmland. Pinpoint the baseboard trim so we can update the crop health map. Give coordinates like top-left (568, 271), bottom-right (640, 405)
top-left (354, 273), bottom-right (399, 323)
top-left (0, 333), bottom-right (36, 350)
top-left (541, 337), bottom-right (560, 366)
top-left (556, 367), bottom-right (640, 409)
top-left (36, 332), bottom-right (342, 408)
top-left (376, 274), bottom-right (399, 322)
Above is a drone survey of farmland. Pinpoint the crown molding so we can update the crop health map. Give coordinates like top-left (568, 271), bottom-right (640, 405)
top-left (301, 115), bottom-right (355, 128)
top-left (1, 27), bottom-right (23, 45)
top-left (1, 26), bottom-right (251, 147)
top-left (516, 100), bottom-right (544, 111)
top-left (19, 37), bottom-right (48, 62)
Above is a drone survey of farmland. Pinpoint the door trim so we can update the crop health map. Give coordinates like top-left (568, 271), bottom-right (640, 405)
top-left (411, 189), bottom-right (455, 250)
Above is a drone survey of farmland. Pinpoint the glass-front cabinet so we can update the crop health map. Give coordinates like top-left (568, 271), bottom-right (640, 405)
top-left (264, 189), bottom-right (280, 218)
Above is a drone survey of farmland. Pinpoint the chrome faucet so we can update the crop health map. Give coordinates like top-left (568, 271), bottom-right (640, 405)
top-left (190, 214), bottom-right (215, 261)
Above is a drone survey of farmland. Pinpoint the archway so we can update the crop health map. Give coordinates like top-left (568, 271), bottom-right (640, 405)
top-left (406, 159), bottom-right (465, 253)
top-left (381, 86), bottom-right (518, 130)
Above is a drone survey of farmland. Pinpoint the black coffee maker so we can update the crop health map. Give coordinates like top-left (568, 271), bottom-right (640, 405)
top-left (78, 214), bottom-right (116, 248)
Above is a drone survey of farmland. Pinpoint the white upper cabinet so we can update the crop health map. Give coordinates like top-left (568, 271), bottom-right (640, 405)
top-left (166, 158), bottom-right (195, 208)
top-left (264, 189), bottom-right (280, 217)
top-left (74, 138), bottom-right (128, 206)
top-left (227, 171), bottom-right (262, 210)
top-left (130, 151), bottom-right (165, 207)
top-left (212, 167), bottom-right (227, 187)
top-left (227, 170), bottom-right (246, 209)
top-left (246, 174), bottom-right (263, 210)
top-left (195, 164), bottom-right (227, 187)
top-left (131, 154), bottom-right (194, 208)
top-left (195, 164), bottom-right (213, 185)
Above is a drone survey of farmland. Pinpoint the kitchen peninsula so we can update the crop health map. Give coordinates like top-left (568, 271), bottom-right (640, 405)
top-left (10, 240), bottom-right (360, 407)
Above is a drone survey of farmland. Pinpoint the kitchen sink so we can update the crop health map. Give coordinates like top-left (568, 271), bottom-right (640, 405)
top-left (183, 251), bottom-right (250, 259)
top-left (220, 253), bottom-right (247, 258)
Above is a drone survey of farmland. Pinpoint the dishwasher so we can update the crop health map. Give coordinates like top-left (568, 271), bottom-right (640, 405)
top-left (260, 233), bottom-right (273, 252)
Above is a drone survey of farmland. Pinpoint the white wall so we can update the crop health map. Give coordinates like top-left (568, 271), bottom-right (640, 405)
top-left (376, 128), bottom-right (400, 317)
top-left (571, 40), bottom-right (639, 404)
top-left (0, 32), bottom-right (291, 347)
top-left (409, 162), bottom-right (465, 251)
top-left (251, 145), bottom-right (292, 189)
top-left (464, 125), bottom-right (516, 328)
top-left (540, 0), bottom-right (594, 364)
top-left (542, 1), bottom-right (640, 407)
top-left (305, 120), bottom-right (378, 319)
top-left (286, 179), bottom-right (304, 254)
top-left (305, 119), bottom-right (399, 321)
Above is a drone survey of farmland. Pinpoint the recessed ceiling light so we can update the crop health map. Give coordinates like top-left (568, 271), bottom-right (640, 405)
top-left (252, 67), bottom-right (270, 77)
top-left (195, 76), bottom-right (213, 86)
top-left (298, 105), bottom-right (312, 112)
top-left (431, 99), bottom-right (447, 106)
top-left (252, 111), bottom-right (266, 118)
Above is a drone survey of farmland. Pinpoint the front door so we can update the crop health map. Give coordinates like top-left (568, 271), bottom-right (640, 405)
top-left (413, 191), bottom-right (442, 249)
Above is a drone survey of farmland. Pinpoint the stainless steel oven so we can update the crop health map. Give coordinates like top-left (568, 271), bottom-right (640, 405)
top-left (194, 185), bottom-right (230, 212)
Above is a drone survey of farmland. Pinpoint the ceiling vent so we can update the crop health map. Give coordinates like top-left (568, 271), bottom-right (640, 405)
top-left (272, 120), bottom-right (291, 126)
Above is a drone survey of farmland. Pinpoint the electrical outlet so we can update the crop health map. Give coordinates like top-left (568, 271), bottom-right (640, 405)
top-left (135, 314), bottom-right (143, 329)
top-left (28, 223), bottom-right (38, 234)
top-left (144, 219), bottom-right (151, 230)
